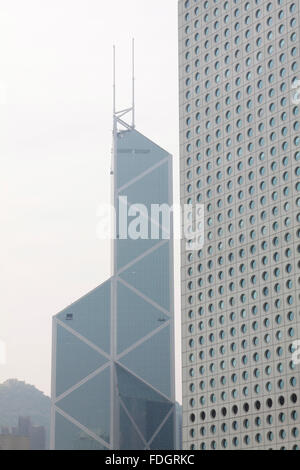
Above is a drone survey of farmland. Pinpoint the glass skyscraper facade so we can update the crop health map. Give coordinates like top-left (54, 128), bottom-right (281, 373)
top-left (51, 116), bottom-right (175, 450)
top-left (179, 0), bottom-right (300, 450)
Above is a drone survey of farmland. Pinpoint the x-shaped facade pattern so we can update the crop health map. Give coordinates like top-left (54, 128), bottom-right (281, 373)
top-left (51, 127), bottom-right (175, 450)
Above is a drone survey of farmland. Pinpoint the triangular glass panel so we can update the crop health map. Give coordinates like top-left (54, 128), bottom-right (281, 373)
top-left (117, 282), bottom-right (169, 354)
top-left (117, 129), bottom-right (170, 190)
top-left (118, 402), bottom-right (146, 450)
top-left (56, 280), bottom-right (111, 354)
top-left (119, 243), bottom-right (170, 311)
top-left (150, 411), bottom-right (175, 450)
top-left (116, 364), bottom-right (173, 442)
top-left (118, 326), bottom-right (171, 399)
top-left (116, 238), bottom-right (162, 272)
top-left (55, 412), bottom-right (108, 450)
top-left (56, 367), bottom-right (111, 444)
top-left (55, 325), bottom-right (109, 397)
top-left (119, 161), bottom-right (169, 209)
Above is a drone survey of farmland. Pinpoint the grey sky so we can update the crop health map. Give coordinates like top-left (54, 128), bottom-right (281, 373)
top-left (0, 0), bottom-right (181, 399)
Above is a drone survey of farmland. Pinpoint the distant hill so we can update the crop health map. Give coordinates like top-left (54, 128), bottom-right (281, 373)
top-left (0, 379), bottom-right (50, 448)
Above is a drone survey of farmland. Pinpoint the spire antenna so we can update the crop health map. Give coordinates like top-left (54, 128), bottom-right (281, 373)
top-left (113, 45), bottom-right (116, 117)
top-left (112, 41), bottom-right (136, 131)
top-left (132, 38), bottom-right (135, 129)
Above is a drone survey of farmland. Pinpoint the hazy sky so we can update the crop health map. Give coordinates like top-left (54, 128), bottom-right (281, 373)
top-left (0, 0), bottom-right (181, 399)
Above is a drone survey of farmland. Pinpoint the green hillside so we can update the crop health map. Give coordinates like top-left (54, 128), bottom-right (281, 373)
top-left (0, 379), bottom-right (50, 448)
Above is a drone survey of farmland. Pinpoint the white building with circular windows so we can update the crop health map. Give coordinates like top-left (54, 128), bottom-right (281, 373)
top-left (179, 0), bottom-right (300, 450)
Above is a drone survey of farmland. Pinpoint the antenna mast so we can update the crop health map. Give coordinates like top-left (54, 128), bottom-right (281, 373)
top-left (113, 45), bottom-right (116, 119)
top-left (112, 40), bottom-right (136, 131)
top-left (132, 38), bottom-right (135, 129)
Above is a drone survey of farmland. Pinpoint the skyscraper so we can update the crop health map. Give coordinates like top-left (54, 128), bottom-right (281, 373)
top-left (179, 0), bottom-right (300, 450)
top-left (51, 47), bottom-right (176, 450)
